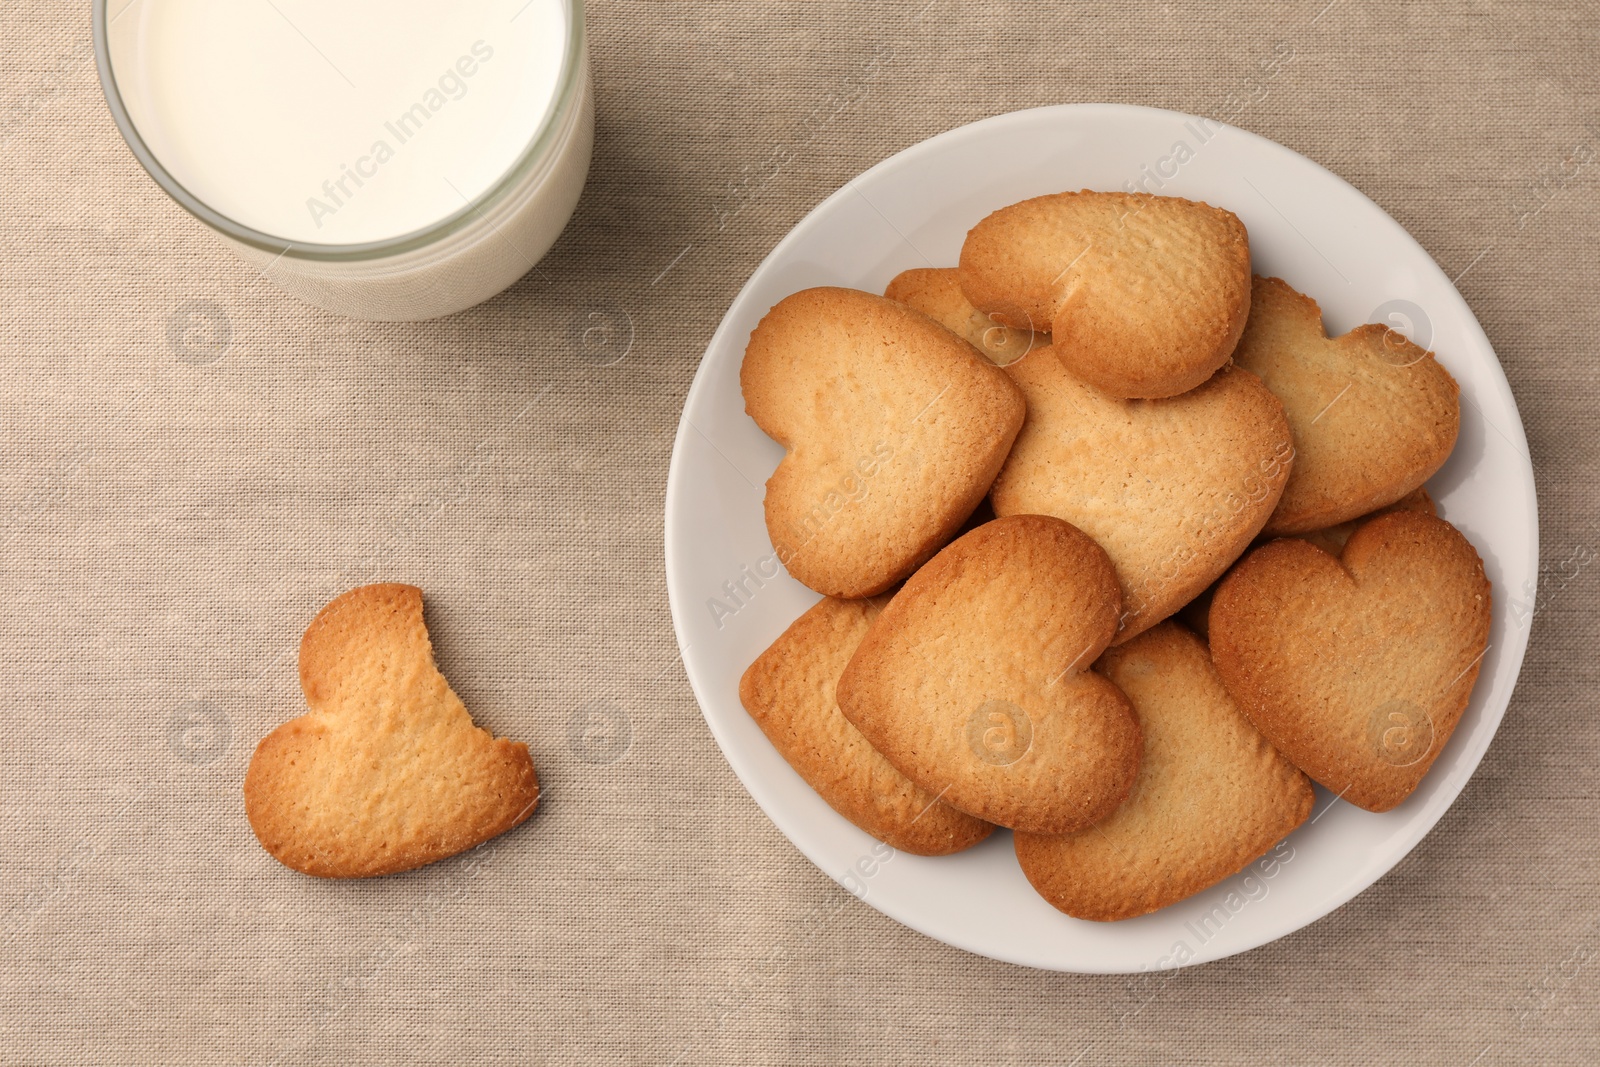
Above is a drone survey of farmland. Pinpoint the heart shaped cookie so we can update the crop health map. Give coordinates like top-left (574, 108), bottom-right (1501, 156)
top-left (245, 584), bottom-right (540, 877)
top-left (836, 514), bottom-right (1141, 834)
top-left (1209, 510), bottom-right (1491, 812)
top-left (1015, 622), bottom-right (1313, 921)
top-left (1177, 487), bottom-right (1435, 639)
top-left (958, 191), bottom-right (1252, 398)
top-left (740, 595), bottom-right (993, 855)
top-left (884, 267), bottom-right (1048, 366)
top-left (741, 287), bottom-right (1026, 598)
top-left (1234, 276), bottom-right (1460, 535)
top-left (990, 346), bottom-right (1293, 643)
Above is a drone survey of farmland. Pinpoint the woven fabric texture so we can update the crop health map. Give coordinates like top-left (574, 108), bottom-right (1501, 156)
top-left (2, 1), bottom-right (1597, 1063)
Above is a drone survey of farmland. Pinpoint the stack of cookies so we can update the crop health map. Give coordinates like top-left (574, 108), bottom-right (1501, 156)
top-left (738, 190), bottom-right (1490, 922)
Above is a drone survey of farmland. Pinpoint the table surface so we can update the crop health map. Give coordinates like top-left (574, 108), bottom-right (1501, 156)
top-left (3, 2), bottom-right (1597, 1064)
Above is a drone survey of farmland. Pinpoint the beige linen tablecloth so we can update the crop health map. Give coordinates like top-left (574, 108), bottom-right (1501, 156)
top-left (3, 1), bottom-right (1597, 1063)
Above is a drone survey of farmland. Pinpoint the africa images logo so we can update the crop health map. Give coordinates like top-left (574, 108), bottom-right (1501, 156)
top-left (1367, 698), bottom-right (1435, 768)
top-left (705, 442), bottom-right (893, 631)
top-left (303, 41), bottom-right (496, 230)
top-left (964, 699), bottom-right (1032, 767)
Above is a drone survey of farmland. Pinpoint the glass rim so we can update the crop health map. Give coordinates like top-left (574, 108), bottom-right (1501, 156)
top-left (92, 0), bottom-right (587, 263)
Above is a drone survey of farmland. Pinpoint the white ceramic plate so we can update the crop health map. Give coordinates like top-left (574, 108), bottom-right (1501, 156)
top-left (663, 104), bottom-right (1537, 973)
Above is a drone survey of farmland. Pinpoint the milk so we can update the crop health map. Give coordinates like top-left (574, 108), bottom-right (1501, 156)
top-left (113, 0), bottom-right (568, 246)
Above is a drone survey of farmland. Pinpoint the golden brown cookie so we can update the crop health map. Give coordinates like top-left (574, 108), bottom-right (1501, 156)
top-left (884, 267), bottom-right (1047, 366)
top-left (990, 346), bottom-right (1292, 643)
top-left (740, 596), bottom-right (994, 855)
top-left (1178, 488), bottom-right (1436, 638)
top-left (836, 515), bottom-right (1141, 834)
top-left (1209, 511), bottom-right (1491, 812)
top-left (1234, 276), bottom-right (1460, 535)
top-left (245, 584), bottom-right (540, 878)
top-left (958, 190), bottom-right (1251, 398)
top-left (1015, 622), bottom-right (1313, 921)
top-left (741, 286), bottom-right (1026, 598)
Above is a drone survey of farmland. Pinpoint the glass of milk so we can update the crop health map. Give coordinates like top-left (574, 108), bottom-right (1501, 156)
top-left (94, 0), bottom-right (592, 321)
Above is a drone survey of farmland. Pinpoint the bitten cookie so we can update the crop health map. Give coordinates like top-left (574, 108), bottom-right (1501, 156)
top-left (741, 287), bottom-right (1026, 598)
top-left (990, 346), bottom-right (1292, 643)
top-left (1233, 276), bottom-right (1461, 535)
top-left (1209, 511), bottom-right (1491, 812)
top-left (836, 515), bottom-right (1141, 834)
top-left (958, 190), bottom-right (1251, 398)
top-left (884, 267), bottom-right (1047, 366)
top-left (245, 584), bottom-right (540, 878)
top-left (1178, 488), bottom-right (1435, 638)
top-left (740, 596), bottom-right (994, 855)
top-left (1015, 622), bottom-right (1313, 921)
